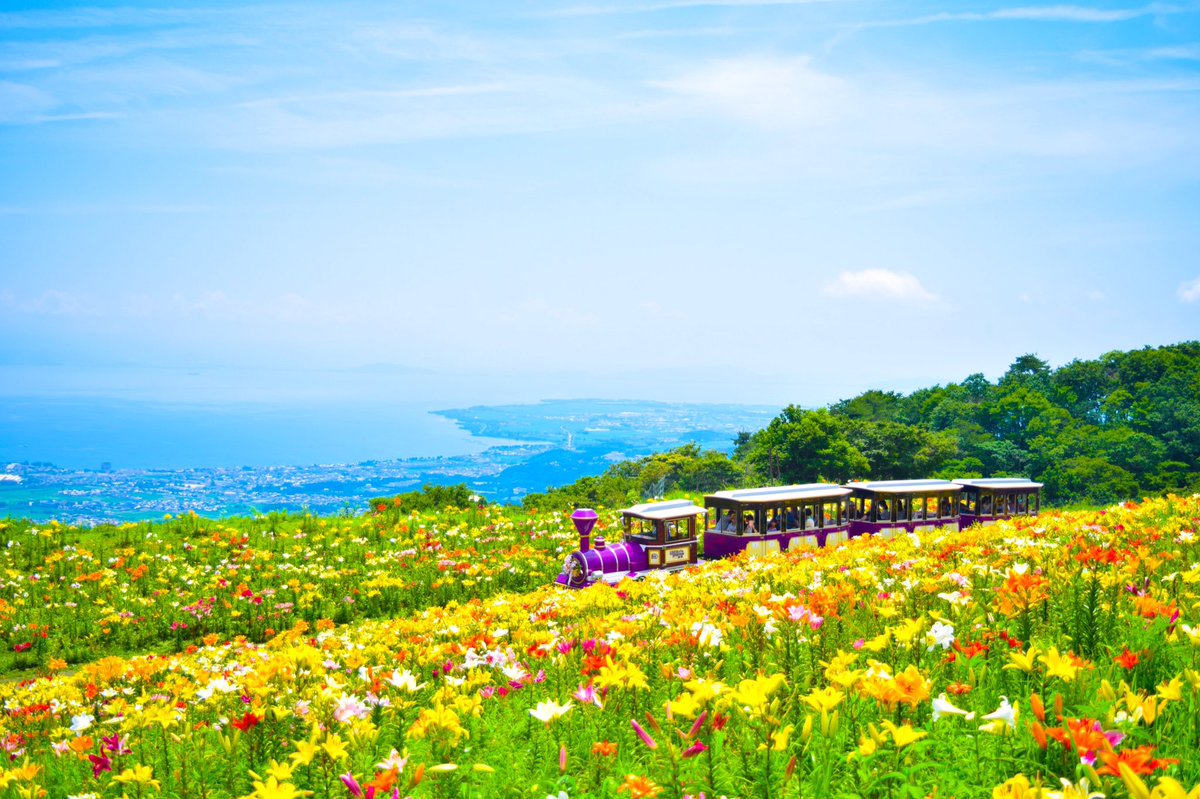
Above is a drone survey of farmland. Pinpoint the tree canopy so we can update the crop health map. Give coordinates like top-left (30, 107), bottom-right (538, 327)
top-left (522, 342), bottom-right (1200, 509)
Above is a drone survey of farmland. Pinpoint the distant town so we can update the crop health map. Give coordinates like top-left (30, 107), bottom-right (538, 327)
top-left (1, 399), bottom-right (775, 525)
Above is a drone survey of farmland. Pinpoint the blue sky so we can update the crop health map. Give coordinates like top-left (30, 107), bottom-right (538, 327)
top-left (1, 0), bottom-right (1198, 406)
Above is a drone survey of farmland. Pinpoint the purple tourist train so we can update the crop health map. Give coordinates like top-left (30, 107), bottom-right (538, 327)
top-left (554, 477), bottom-right (1042, 588)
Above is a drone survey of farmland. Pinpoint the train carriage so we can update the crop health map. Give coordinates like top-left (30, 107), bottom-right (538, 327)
top-left (954, 478), bottom-right (1042, 526)
top-left (845, 479), bottom-right (963, 539)
top-left (703, 484), bottom-right (852, 557)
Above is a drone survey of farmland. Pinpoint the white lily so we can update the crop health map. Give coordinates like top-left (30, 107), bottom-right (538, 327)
top-left (979, 695), bottom-right (1018, 733)
top-left (386, 669), bottom-right (425, 693)
top-left (931, 693), bottom-right (975, 722)
top-left (926, 621), bottom-right (956, 651)
top-left (529, 699), bottom-right (574, 724)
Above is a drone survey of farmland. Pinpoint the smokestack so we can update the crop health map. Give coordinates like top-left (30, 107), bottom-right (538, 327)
top-left (572, 508), bottom-right (598, 552)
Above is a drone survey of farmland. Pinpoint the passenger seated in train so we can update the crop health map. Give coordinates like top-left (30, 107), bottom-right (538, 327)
top-left (804, 509), bottom-right (817, 529)
top-left (980, 496), bottom-right (993, 515)
top-left (744, 514), bottom-right (757, 534)
top-left (766, 516), bottom-right (779, 532)
top-left (786, 509), bottom-right (800, 529)
top-left (715, 511), bottom-right (734, 532)
top-left (939, 497), bottom-right (951, 517)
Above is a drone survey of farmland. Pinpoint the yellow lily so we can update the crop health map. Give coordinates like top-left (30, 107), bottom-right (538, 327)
top-left (1003, 645), bottom-right (1042, 673)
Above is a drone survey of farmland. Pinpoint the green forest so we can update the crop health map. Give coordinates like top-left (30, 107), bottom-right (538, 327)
top-left (523, 341), bottom-right (1200, 509)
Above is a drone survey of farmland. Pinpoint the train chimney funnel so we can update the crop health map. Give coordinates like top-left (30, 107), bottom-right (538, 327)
top-left (572, 508), bottom-right (599, 552)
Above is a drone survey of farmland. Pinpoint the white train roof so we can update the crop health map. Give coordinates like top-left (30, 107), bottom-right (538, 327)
top-left (953, 478), bottom-right (1043, 490)
top-left (706, 484), bottom-right (851, 504)
top-left (845, 479), bottom-right (961, 494)
top-left (623, 499), bottom-right (707, 520)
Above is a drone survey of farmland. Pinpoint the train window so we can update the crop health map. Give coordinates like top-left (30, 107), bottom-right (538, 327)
top-left (665, 519), bottom-right (691, 541)
top-left (783, 506), bottom-right (800, 531)
top-left (631, 519), bottom-right (658, 540)
top-left (765, 507), bottom-right (782, 532)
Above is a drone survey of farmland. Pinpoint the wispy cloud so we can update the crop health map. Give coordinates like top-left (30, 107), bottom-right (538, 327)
top-left (861, 3), bottom-right (1186, 29)
top-left (6, 290), bottom-right (99, 317)
top-left (548, 0), bottom-right (852, 17)
top-left (822, 269), bottom-right (938, 301)
top-left (1085, 43), bottom-right (1200, 64)
top-left (986, 5), bottom-right (1164, 22)
top-left (1179, 276), bottom-right (1200, 302)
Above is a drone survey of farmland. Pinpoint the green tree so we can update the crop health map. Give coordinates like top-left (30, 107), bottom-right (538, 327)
top-left (744, 407), bottom-right (869, 483)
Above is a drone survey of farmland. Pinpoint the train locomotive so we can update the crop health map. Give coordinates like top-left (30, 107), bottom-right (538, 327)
top-left (555, 477), bottom-right (1041, 589)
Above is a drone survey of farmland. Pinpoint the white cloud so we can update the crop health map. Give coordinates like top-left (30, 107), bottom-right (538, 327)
top-left (651, 56), bottom-right (848, 129)
top-left (987, 5), bottom-right (1150, 22)
top-left (1179, 276), bottom-right (1200, 302)
top-left (822, 269), bottom-right (938, 301)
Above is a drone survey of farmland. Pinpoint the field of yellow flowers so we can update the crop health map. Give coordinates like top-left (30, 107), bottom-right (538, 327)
top-left (2, 495), bottom-right (1200, 799)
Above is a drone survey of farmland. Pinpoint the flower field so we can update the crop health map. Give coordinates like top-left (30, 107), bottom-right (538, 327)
top-left (0, 504), bottom-right (599, 674)
top-left (2, 496), bottom-right (1200, 799)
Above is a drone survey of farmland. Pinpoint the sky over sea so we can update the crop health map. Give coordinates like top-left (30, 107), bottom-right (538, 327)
top-left (1, 0), bottom-right (1198, 406)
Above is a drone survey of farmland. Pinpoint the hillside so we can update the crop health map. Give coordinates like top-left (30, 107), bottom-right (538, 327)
top-left (2, 496), bottom-right (1199, 797)
top-left (524, 342), bottom-right (1200, 509)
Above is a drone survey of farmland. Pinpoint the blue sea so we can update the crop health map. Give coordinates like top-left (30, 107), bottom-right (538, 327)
top-left (0, 364), bottom-right (786, 471)
top-left (0, 365), bottom-right (548, 470)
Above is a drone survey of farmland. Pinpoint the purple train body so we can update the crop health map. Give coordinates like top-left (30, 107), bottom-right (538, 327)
top-left (554, 478), bottom-right (1042, 589)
